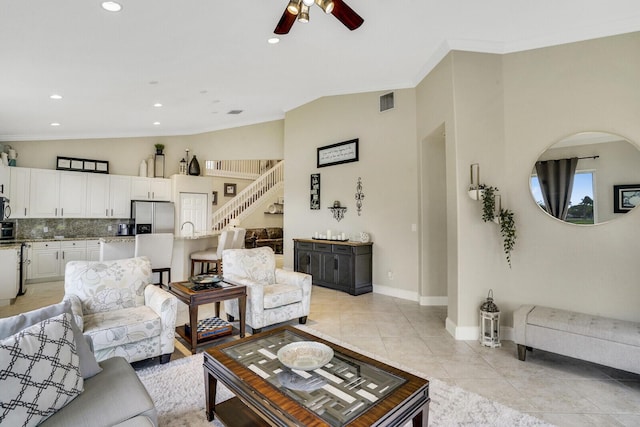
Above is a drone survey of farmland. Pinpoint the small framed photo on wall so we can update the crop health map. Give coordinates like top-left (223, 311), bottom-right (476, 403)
top-left (224, 183), bottom-right (237, 197)
top-left (310, 173), bottom-right (320, 210)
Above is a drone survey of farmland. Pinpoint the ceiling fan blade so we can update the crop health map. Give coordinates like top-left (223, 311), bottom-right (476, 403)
top-left (274, 8), bottom-right (297, 34)
top-left (331, 0), bottom-right (364, 31)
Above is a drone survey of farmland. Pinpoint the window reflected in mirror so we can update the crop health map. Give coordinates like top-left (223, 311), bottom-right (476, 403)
top-left (530, 132), bottom-right (640, 225)
top-left (531, 171), bottom-right (595, 224)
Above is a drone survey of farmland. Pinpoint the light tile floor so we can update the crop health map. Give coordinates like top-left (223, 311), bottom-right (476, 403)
top-left (3, 282), bottom-right (640, 426)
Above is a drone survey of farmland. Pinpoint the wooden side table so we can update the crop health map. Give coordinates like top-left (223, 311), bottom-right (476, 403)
top-left (166, 281), bottom-right (246, 354)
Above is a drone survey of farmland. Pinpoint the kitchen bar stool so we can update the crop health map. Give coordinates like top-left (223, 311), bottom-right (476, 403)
top-left (134, 233), bottom-right (174, 286)
top-left (190, 230), bottom-right (232, 276)
top-left (231, 227), bottom-right (246, 249)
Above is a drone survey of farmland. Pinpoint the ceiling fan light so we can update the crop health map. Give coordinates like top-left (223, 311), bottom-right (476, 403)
top-left (315, 0), bottom-right (334, 14)
top-left (298, 5), bottom-right (310, 23)
top-left (302, 0), bottom-right (314, 6)
top-left (287, 0), bottom-right (301, 14)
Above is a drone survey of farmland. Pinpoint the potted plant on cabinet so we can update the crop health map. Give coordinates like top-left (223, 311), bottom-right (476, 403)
top-left (154, 143), bottom-right (165, 155)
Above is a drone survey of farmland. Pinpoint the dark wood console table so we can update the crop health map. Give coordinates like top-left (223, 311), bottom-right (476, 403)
top-left (293, 238), bottom-right (373, 295)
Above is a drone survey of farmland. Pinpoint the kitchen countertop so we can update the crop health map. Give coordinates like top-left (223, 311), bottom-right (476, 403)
top-left (174, 232), bottom-right (220, 240)
top-left (3, 232), bottom-right (220, 247)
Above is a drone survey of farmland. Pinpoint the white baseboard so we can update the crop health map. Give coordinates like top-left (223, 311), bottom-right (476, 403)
top-left (445, 317), bottom-right (514, 342)
top-left (372, 284), bottom-right (418, 302)
top-left (373, 284), bottom-right (447, 306)
top-left (419, 296), bottom-right (448, 306)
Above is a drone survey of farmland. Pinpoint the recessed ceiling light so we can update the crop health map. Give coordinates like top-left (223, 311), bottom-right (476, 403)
top-left (101, 2), bottom-right (122, 12)
top-left (50, 94), bottom-right (63, 100)
top-left (153, 103), bottom-right (163, 107)
top-left (50, 122), bottom-right (61, 127)
top-left (153, 121), bottom-right (161, 125)
top-left (268, 37), bottom-right (280, 45)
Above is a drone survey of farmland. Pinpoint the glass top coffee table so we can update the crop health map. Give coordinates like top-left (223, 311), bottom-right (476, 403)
top-left (204, 326), bottom-right (429, 427)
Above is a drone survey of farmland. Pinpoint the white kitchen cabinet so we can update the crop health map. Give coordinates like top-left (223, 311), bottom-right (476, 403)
top-left (86, 174), bottom-right (131, 219)
top-left (0, 247), bottom-right (19, 302)
top-left (86, 174), bottom-right (110, 217)
top-left (29, 169), bottom-right (58, 218)
top-left (30, 240), bottom-right (87, 280)
top-left (109, 175), bottom-right (132, 217)
top-left (30, 241), bottom-right (60, 280)
top-left (59, 172), bottom-right (87, 217)
top-left (86, 240), bottom-right (101, 261)
top-left (0, 165), bottom-right (9, 197)
top-left (9, 167), bottom-right (30, 218)
top-left (30, 169), bottom-right (87, 218)
top-left (131, 177), bottom-right (171, 201)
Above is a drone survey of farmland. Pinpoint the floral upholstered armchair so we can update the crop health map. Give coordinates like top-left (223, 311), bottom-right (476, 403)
top-left (223, 247), bottom-right (312, 333)
top-left (63, 256), bottom-right (177, 364)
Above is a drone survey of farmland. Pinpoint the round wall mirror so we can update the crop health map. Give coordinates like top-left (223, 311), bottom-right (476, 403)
top-left (530, 132), bottom-right (640, 225)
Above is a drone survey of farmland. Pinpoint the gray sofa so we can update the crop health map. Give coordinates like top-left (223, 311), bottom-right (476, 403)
top-left (41, 356), bottom-right (157, 427)
top-left (0, 301), bottom-right (157, 427)
top-left (514, 305), bottom-right (640, 375)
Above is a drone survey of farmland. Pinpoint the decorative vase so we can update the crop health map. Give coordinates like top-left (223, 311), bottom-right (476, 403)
top-left (188, 155), bottom-right (200, 176)
top-left (359, 232), bottom-right (370, 243)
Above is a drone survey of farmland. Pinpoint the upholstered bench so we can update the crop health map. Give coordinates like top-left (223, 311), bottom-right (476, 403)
top-left (514, 305), bottom-right (640, 375)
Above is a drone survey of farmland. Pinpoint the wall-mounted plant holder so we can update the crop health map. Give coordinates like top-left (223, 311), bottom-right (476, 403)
top-left (493, 194), bottom-right (501, 224)
top-left (468, 163), bottom-right (481, 200)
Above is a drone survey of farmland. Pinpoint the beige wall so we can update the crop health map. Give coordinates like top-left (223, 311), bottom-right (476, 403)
top-left (499, 33), bottom-right (640, 323)
top-left (6, 120), bottom-right (284, 176)
top-left (282, 89), bottom-right (419, 295)
top-left (413, 33), bottom-right (640, 332)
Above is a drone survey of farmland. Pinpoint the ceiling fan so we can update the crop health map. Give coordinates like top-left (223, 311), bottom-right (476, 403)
top-left (274, 0), bottom-right (364, 35)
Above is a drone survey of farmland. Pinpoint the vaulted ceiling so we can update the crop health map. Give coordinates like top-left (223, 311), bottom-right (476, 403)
top-left (1, 1), bottom-right (639, 141)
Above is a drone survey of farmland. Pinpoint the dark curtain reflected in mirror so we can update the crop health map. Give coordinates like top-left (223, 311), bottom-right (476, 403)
top-left (535, 157), bottom-right (578, 220)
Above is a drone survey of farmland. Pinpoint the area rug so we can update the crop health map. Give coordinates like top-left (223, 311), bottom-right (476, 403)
top-left (137, 327), bottom-right (553, 426)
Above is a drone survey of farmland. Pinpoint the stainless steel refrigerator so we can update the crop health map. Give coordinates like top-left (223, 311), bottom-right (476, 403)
top-left (131, 201), bottom-right (175, 234)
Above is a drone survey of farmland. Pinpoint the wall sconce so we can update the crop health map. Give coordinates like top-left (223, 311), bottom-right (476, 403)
top-left (328, 201), bottom-right (347, 221)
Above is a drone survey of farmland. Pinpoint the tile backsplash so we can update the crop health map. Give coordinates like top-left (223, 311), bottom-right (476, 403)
top-left (15, 218), bottom-right (132, 240)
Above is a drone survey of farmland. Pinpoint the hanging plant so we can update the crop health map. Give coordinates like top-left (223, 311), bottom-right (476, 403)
top-left (480, 186), bottom-right (498, 222)
top-left (499, 208), bottom-right (517, 268)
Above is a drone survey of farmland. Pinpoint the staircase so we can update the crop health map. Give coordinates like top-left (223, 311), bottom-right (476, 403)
top-left (211, 160), bottom-right (284, 231)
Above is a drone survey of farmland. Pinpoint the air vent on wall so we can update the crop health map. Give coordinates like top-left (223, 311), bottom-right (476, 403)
top-left (227, 109), bottom-right (243, 115)
top-left (379, 92), bottom-right (394, 112)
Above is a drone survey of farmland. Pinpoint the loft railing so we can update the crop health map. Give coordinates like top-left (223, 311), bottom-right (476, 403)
top-left (205, 159), bottom-right (280, 180)
top-left (211, 160), bottom-right (284, 231)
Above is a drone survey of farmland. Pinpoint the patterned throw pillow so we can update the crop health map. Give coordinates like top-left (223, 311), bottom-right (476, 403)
top-left (0, 313), bottom-right (84, 427)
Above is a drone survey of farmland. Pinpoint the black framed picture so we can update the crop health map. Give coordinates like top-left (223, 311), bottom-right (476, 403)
top-left (57, 156), bottom-right (109, 174)
top-left (613, 184), bottom-right (640, 213)
top-left (310, 173), bottom-right (320, 210)
top-left (224, 183), bottom-right (237, 197)
top-left (317, 139), bottom-right (359, 168)
top-left (212, 191), bottom-right (218, 205)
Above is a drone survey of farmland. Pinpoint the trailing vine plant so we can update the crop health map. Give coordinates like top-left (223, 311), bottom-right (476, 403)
top-left (498, 208), bottom-right (516, 267)
top-left (471, 184), bottom-right (517, 267)
top-left (480, 186), bottom-right (497, 223)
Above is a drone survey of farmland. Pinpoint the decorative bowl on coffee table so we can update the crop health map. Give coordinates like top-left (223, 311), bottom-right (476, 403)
top-left (277, 341), bottom-right (334, 371)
